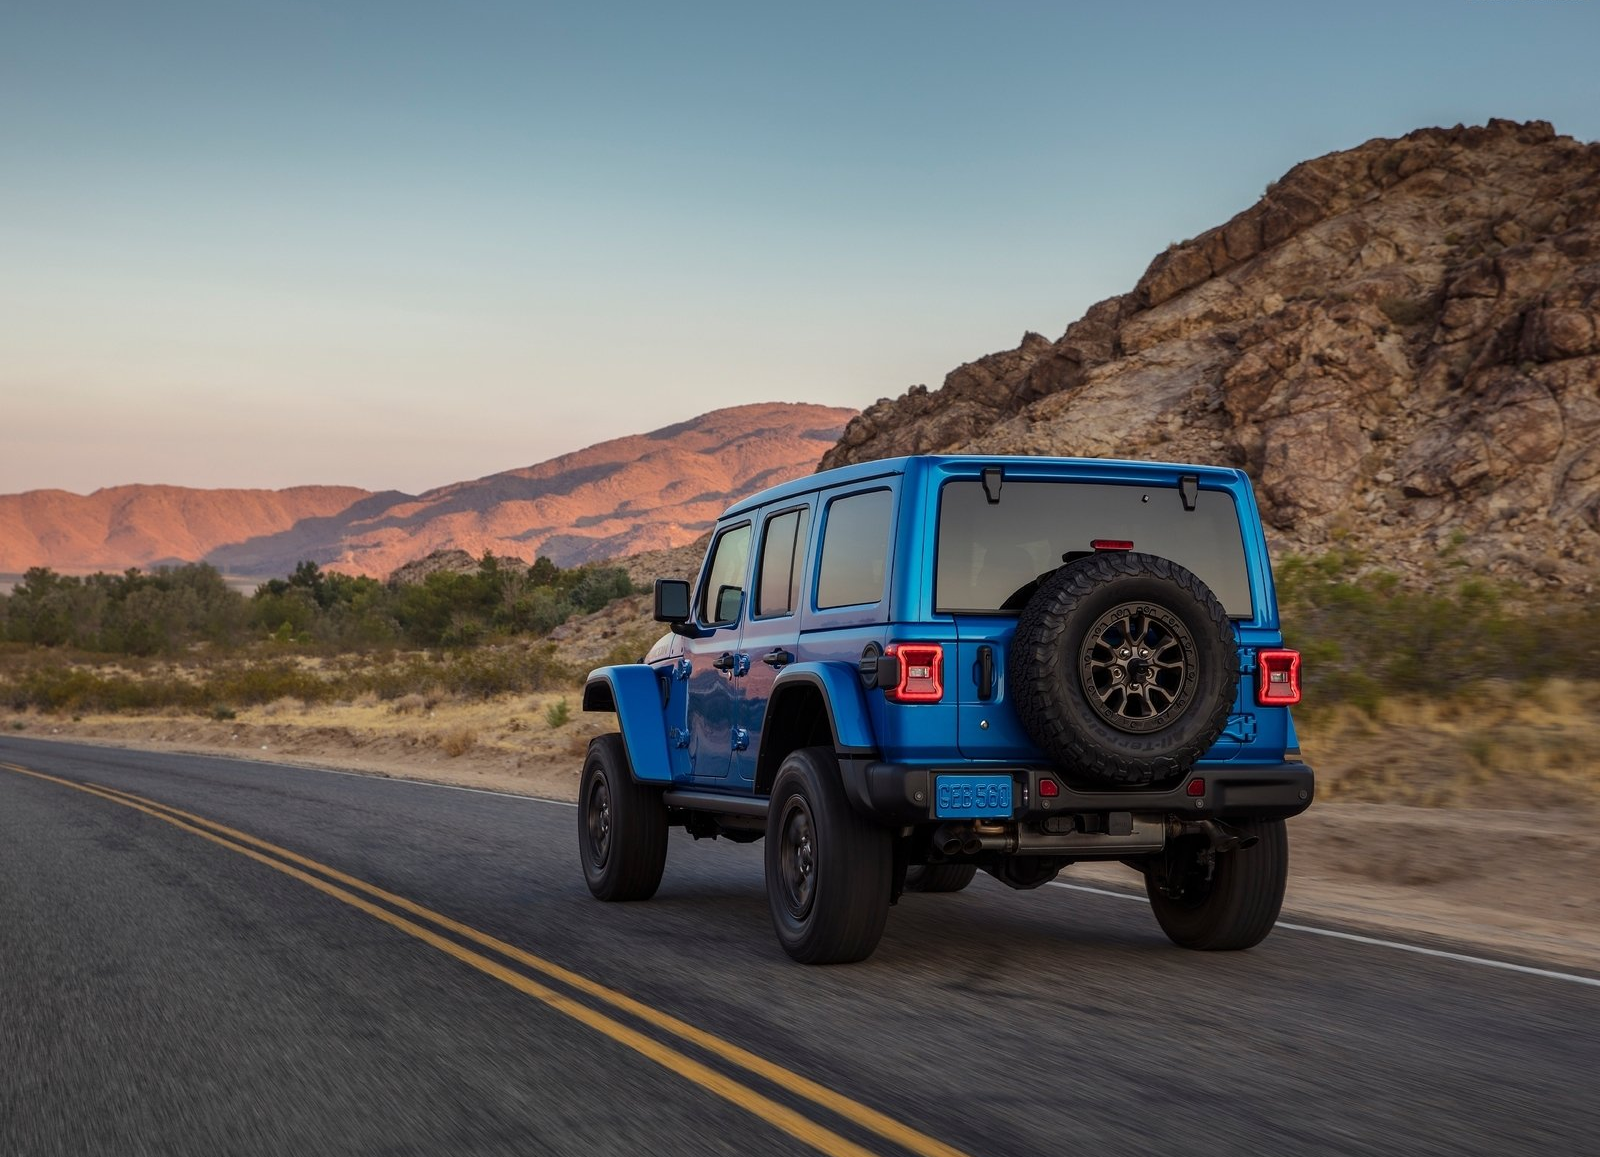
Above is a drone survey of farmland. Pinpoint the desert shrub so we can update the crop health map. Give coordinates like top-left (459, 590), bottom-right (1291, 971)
top-left (440, 728), bottom-right (477, 757)
top-left (210, 663), bottom-right (331, 707)
top-left (598, 630), bottom-right (665, 669)
top-left (1276, 550), bottom-right (1600, 710)
top-left (545, 698), bottom-right (572, 728)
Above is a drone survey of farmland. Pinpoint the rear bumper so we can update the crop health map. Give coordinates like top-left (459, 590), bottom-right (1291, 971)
top-left (839, 759), bottom-right (1315, 824)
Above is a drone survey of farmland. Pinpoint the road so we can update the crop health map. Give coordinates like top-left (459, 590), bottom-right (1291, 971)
top-left (2, 736), bottom-right (1596, 1157)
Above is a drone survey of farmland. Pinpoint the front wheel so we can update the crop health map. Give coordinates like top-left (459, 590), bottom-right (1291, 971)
top-left (765, 747), bottom-right (892, 964)
top-left (1145, 818), bottom-right (1287, 950)
top-left (578, 734), bottom-right (668, 902)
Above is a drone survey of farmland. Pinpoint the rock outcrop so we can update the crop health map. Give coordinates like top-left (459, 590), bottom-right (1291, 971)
top-left (823, 120), bottom-right (1600, 588)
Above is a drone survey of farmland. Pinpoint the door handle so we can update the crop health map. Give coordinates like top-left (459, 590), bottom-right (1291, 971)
top-left (712, 652), bottom-right (735, 672)
top-left (977, 645), bottom-right (995, 701)
top-left (762, 649), bottom-right (794, 668)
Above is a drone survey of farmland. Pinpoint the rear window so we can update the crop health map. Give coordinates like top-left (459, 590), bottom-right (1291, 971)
top-left (936, 480), bottom-right (1254, 617)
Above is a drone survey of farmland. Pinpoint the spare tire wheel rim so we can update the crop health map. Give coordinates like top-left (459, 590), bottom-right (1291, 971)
top-left (1077, 601), bottom-right (1200, 733)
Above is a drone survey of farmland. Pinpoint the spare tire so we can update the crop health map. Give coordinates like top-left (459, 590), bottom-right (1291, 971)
top-left (1008, 551), bottom-right (1239, 787)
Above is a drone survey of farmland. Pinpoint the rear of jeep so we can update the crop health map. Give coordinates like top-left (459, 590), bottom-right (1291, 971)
top-left (578, 455), bottom-right (1312, 964)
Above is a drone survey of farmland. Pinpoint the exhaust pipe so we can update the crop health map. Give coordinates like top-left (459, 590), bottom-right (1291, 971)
top-left (930, 824), bottom-right (967, 857)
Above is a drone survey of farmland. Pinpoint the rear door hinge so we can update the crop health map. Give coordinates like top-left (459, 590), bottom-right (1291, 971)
top-left (1223, 713), bottom-right (1258, 743)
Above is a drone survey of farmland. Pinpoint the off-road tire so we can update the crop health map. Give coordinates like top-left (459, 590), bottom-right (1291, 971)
top-left (1009, 551), bottom-right (1239, 787)
top-left (904, 863), bottom-right (978, 893)
top-left (765, 747), bottom-right (892, 964)
top-left (578, 733), bottom-right (668, 902)
top-left (1145, 818), bottom-right (1287, 950)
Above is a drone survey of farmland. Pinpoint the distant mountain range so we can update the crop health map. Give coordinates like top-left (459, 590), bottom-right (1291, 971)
top-left (0, 403), bottom-right (855, 579)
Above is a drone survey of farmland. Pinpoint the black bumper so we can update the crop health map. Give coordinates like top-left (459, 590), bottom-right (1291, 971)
top-left (839, 759), bottom-right (1315, 824)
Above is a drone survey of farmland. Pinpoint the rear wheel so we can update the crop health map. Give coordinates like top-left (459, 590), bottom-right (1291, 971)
top-left (1145, 818), bottom-right (1287, 950)
top-left (578, 733), bottom-right (668, 902)
top-left (904, 863), bottom-right (978, 894)
top-left (765, 747), bottom-right (892, 964)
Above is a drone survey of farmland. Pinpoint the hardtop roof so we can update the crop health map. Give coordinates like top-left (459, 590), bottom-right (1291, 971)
top-left (719, 454), bottom-right (1251, 519)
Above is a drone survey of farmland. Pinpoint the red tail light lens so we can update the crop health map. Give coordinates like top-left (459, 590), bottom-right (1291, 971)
top-left (1257, 649), bottom-right (1302, 705)
top-left (884, 643), bottom-right (944, 703)
top-left (1091, 539), bottom-right (1134, 551)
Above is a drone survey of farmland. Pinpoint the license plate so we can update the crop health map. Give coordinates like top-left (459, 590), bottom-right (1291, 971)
top-left (934, 774), bottom-right (1013, 818)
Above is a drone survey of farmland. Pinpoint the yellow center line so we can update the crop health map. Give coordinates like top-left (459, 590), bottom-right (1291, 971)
top-left (0, 762), bottom-right (972, 1157)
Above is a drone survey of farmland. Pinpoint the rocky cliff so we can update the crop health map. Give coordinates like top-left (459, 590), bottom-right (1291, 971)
top-left (823, 120), bottom-right (1600, 588)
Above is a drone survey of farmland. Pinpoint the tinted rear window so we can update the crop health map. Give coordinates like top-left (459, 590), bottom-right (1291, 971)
top-left (936, 480), bottom-right (1253, 617)
top-left (817, 489), bottom-right (892, 609)
top-left (756, 506), bottom-right (809, 617)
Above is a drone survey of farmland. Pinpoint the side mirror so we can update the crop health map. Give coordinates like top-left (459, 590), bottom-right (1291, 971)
top-left (654, 578), bottom-right (691, 623)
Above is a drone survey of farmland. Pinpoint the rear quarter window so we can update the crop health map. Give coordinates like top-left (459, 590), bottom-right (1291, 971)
top-left (816, 489), bottom-right (893, 609)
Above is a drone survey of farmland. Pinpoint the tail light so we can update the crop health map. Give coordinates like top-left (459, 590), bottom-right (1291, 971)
top-left (1256, 649), bottom-right (1302, 705)
top-left (883, 643), bottom-right (944, 703)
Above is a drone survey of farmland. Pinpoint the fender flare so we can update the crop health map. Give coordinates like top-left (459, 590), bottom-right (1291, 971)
top-left (754, 662), bottom-right (877, 792)
top-left (582, 665), bottom-right (673, 784)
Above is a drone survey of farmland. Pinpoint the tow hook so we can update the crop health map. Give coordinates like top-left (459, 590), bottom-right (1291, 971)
top-left (1167, 818), bottom-right (1258, 854)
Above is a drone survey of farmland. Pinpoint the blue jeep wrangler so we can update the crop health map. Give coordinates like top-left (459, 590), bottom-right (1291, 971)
top-left (579, 456), bottom-right (1312, 963)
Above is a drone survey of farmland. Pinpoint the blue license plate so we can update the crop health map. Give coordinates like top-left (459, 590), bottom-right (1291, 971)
top-left (934, 774), bottom-right (1013, 819)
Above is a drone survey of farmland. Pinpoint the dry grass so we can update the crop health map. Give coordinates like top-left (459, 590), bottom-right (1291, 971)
top-left (439, 728), bottom-right (477, 757)
top-left (1299, 678), bottom-right (1600, 810)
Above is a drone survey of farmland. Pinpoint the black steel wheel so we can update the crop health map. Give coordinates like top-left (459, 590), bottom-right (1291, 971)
top-left (764, 747), bottom-right (892, 964)
top-left (1009, 551), bottom-right (1239, 787)
top-left (1145, 818), bottom-right (1288, 950)
top-left (578, 733), bottom-right (668, 902)
top-left (903, 863), bottom-right (978, 893)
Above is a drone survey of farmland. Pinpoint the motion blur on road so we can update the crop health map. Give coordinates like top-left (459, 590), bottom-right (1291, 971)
top-left (3, 736), bottom-right (1596, 1157)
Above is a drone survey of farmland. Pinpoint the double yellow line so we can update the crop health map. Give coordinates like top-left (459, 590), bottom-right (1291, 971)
top-left (0, 761), bottom-right (970, 1157)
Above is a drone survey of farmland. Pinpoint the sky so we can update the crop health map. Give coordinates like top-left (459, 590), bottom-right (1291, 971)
top-left (3, 0), bottom-right (1598, 497)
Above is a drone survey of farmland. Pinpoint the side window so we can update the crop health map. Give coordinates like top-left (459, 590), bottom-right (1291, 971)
top-left (755, 507), bottom-right (810, 617)
top-left (816, 489), bottom-right (892, 610)
top-left (698, 523), bottom-right (752, 626)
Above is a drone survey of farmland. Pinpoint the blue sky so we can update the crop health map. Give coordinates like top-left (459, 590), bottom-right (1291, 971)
top-left (3, 0), bottom-right (1597, 494)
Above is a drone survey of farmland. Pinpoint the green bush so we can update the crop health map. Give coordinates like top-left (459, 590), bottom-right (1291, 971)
top-left (1276, 549), bottom-right (1600, 710)
top-left (0, 553), bottom-right (635, 659)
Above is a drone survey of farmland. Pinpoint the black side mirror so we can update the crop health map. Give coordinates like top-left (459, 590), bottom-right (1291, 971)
top-left (654, 578), bottom-right (691, 624)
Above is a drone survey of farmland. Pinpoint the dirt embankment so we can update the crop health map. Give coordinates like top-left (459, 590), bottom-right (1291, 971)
top-left (11, 689), bottom-right (1598, 974)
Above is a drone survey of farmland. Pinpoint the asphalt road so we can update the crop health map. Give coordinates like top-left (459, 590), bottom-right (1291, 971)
top-left (2, 736), bottom-right (1597, 1157)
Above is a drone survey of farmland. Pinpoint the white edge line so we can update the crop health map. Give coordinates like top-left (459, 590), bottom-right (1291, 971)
top-left (1049, 880), bottom-right (1600, 989)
